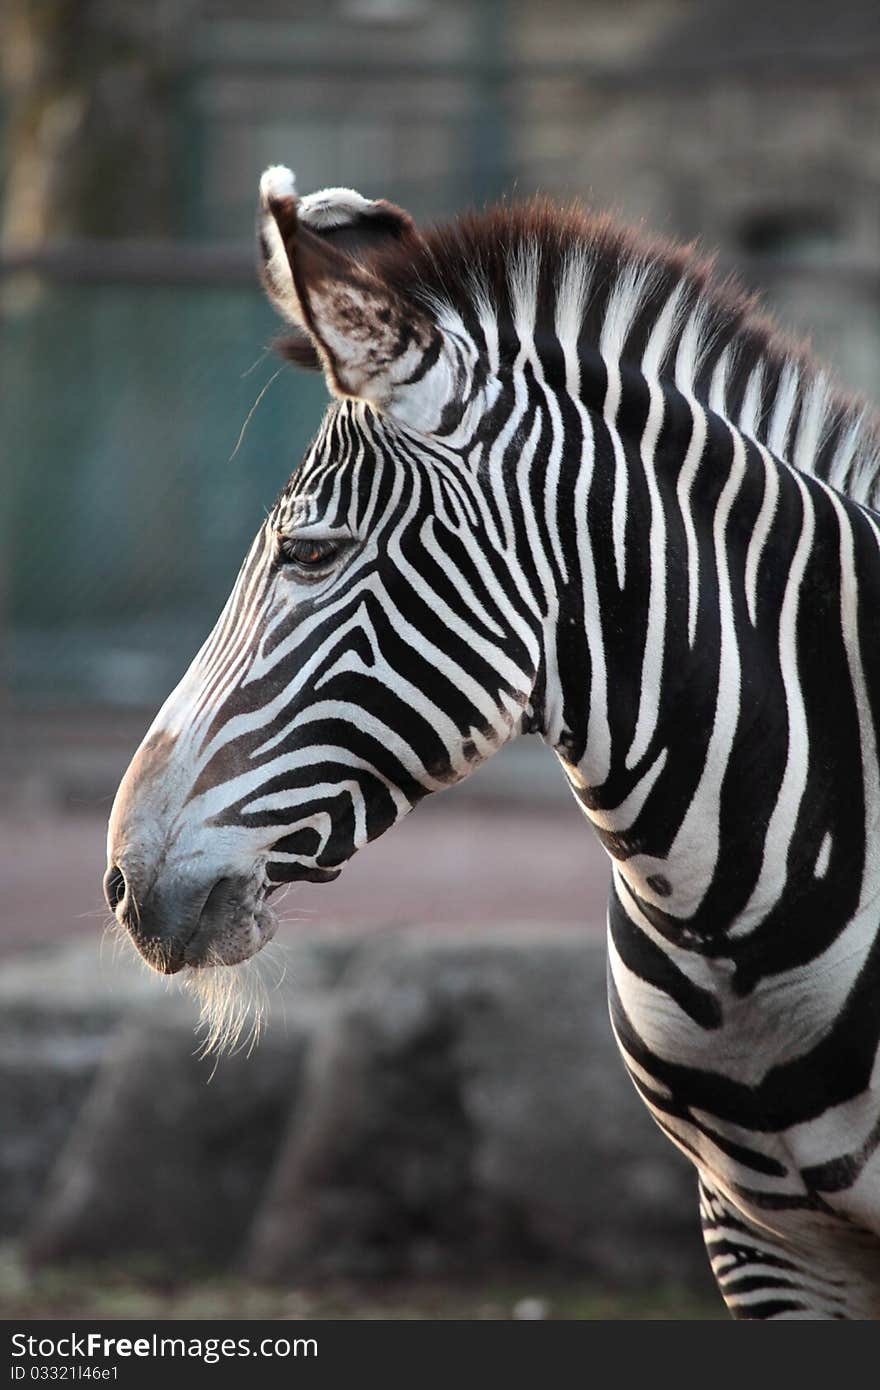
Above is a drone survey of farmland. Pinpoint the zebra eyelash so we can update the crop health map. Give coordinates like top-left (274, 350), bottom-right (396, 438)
top-left (273, 531), bottom-right (352, 577)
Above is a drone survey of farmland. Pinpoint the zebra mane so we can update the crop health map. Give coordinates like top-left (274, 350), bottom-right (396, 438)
top-left (364, 199), bottom-right (880, 509)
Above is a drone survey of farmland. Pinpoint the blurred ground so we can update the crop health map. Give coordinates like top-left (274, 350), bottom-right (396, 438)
top-left (0, 709), bottom-right (610, 959)
top-left (0, 1245), bottom-right (722, 1321)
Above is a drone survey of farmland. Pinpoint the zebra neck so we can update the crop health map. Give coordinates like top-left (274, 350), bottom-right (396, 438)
top-left (532, 358), bottom-right (879, 944)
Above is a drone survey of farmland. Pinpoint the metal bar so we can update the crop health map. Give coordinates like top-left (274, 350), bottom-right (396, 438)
top-left (0, 241), bottom-right (257, 286)
top-left (187, 51), bottom-right (880, 87)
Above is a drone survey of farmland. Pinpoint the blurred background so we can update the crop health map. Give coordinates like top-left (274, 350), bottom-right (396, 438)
top-left (1, 0), bottom-right (878, 1321)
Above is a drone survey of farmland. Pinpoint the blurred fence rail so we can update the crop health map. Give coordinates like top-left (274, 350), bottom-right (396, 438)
top-left (6, 241), bottom-right (880, 288)
top-left (0, 242), bottom-right (257, 285)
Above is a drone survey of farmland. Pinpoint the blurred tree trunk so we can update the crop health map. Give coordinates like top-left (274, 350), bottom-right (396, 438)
top-left (1, 0), bottom-right (189, 245)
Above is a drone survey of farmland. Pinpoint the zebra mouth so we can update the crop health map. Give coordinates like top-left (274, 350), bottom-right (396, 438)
top-left (182, 881), bottom-right (279, 971)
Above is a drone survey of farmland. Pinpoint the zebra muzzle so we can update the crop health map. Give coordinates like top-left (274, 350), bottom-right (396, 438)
top-left (104, 863), bottom-right (276, 974)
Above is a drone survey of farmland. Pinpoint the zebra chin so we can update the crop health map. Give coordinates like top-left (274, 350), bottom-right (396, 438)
top-left (179, 899), bottom-right (280, 973)
top-left (170, 861), bottom-right (342, 974)
top-left (130, 900), bottom-right (280, 977)
top-left (106, 863), bottom-right (282, 977)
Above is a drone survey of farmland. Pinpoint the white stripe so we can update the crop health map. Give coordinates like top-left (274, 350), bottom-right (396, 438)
top-left (600, 261), bottom-right (656, 589)
top-left (732, 471), bottom-right (815, 936)
top-left (624, 379), bottom-right (667, 770)
top-left (814, 831), bottom-right (832, 879)
top-left (743, 445), bottom-right (780, 627)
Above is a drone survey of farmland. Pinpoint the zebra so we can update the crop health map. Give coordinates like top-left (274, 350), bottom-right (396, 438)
top-left (105, 163), bottom-right (880, 1318)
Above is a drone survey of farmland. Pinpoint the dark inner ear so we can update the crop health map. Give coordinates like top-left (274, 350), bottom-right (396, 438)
top-left (269, 198), bottom-right (418, 374)
top-left (314, 202), bottom-right (416, 262)
top-left (274, 331), bottom-right (323, 372)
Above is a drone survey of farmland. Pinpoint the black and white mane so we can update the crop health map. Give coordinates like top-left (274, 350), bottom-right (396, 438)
top-left (282, 198), bottom-right (880, 509)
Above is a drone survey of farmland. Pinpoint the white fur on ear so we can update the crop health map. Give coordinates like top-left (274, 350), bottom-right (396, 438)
top-left (259, 164), bottom-right (298, 207)
top-left (298, 187), bottom-right (377, 230)
top-left (258, 165), bottom-right (304, 326)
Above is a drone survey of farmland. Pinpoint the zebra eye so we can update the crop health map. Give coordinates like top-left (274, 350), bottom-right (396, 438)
top-left (276, 535), bottom-right (342, 571)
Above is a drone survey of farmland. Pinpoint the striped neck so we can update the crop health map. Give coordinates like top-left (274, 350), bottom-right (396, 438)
top-left (511, 340), bottom-right (880, 954)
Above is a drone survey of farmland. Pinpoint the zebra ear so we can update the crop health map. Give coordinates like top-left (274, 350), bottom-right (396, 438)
top-left (257, 166), bottom-right (464, 428)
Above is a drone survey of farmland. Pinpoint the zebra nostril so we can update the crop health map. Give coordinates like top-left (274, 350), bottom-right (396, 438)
top-left (103, 864), bottom-right (127, 912)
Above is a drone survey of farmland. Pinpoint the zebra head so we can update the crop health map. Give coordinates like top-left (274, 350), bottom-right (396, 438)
top-left (105, 167), bottom-right (543, 984)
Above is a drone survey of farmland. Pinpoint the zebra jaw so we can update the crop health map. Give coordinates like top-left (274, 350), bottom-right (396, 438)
top-left (113, 871), bottom-right (281, 978)
top-left (180, 880), bottom-right (280, 974)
